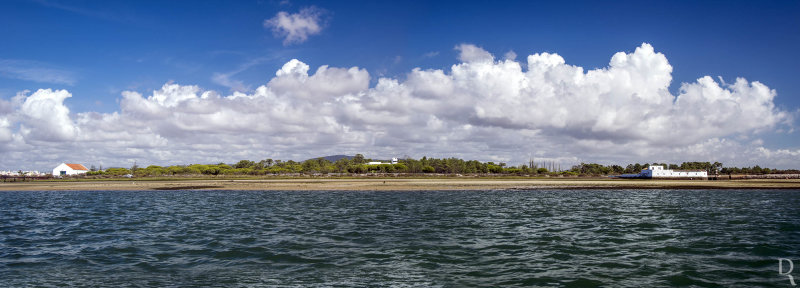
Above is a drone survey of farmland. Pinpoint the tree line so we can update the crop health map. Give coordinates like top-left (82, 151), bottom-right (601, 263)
top-left (83, 155), bottom-right (798, 177)
top-left (567, 161), bottom-right (798, 176)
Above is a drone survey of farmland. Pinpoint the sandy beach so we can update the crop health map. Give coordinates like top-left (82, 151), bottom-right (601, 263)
top-left (1, 178), bottom-right (799, 191)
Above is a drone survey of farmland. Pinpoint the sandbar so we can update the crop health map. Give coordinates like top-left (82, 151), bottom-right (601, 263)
top-left (1, 178), bottom-right (799, 191)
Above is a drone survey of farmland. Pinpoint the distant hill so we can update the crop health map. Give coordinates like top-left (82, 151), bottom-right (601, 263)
top-left (307, 155), bottom-right (354, 162)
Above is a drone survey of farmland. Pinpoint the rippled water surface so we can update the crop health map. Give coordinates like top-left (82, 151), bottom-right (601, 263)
top-left (1, 189), bottom-right (798, 287)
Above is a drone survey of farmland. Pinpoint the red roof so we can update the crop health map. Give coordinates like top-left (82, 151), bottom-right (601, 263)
top-left (65, 163), bottom-right (88, 171)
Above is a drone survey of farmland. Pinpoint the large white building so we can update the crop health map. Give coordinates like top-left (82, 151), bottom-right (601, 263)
top-left (620, 165), bottom-right (707, 179)
top-left (366, 158), bottom-right (399, 165)
top-left (52, 163), bottom-right (89, 176)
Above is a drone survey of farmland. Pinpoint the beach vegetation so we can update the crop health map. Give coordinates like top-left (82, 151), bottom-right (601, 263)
top-left (69, 156), bottom-right (799, 179)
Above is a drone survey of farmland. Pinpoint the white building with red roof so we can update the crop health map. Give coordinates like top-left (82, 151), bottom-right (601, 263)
top-left (52, 163), bottom-right (89, 176)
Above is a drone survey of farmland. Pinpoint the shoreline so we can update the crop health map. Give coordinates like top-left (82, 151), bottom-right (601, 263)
top-left (1, 178), bottom-right (799, 191)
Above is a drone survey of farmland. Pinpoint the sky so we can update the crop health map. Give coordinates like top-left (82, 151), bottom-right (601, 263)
top-left (1, 0), bottom-right (799, 171)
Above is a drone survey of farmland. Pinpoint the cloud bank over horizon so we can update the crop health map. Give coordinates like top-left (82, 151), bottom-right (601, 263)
top-left (0, 43), bottom-right (796, 170)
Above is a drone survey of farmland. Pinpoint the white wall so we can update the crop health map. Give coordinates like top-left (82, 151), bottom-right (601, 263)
top-left (52, 163), bottom-right (87, 176)
top-left (645, 166), bottom-right (707, 178)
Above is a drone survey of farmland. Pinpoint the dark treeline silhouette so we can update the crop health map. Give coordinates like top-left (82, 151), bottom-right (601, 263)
top-left (83, 155), bottom-right (797, 177)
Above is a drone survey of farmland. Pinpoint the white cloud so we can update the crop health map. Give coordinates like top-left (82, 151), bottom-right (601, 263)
top-left (0, 99), bottom-right (12, 142)
top-left (268, 59), bottom-right (369, 101)
top-left (504, 50), bottom-right (517, 60)
top-left (457, 43), bottom-right (785, 147)
top-left (455, 44), bottom-right (494, 63)
top-left (0, 43), bottom-right (796, 170)
top-left (264, 7), bottom-right (325, 45)
top-left (19, 89), bottom-right (78, 141)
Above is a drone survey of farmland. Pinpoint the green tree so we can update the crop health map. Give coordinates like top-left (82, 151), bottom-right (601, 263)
top-left (234, 160), bottom-right (255, 169)
top-left (332, 158), bottom-right (348, 173)
top-left (302, 158), bottom-right (322, 173)
top-left (711, 162), bottom-right (723, 174)
top-left (106, 167), bottom-right (132, 176)
top-left (393, 163), bottom-right (408, 173)
top-left (487, 164), bottom-right (503, 173)
top-left (353, 154), bottom-right (366, 164)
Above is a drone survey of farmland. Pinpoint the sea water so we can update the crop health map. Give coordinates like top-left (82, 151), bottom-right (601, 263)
top-left (1, 189), bottom-right (798, 287)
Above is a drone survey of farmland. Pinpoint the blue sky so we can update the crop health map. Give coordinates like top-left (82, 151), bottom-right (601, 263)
top-left (1, 0), bottom-right (799, 170)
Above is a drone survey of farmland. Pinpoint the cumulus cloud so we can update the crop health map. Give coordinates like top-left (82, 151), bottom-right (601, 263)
top-left (268, 59), bottom-right (370, 101)
top-left (0, 98), bottom-right (12, 142)
top-left (455, 44), bottom-right (494, 63)
top-left (19, 89), bottom-right (78, 141)
top-left (264, 7), bottom-right (326, 45)
top-left (458, 44), bottom-right (786, 146)
top-left (0, 43), bottom-right (796, 170)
